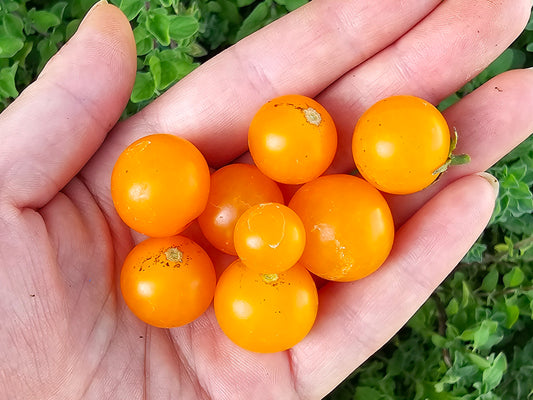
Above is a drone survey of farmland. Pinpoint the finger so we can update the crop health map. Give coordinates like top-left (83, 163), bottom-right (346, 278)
top-left (0, 1), bottom-right (136, 209)
top-left (387, 68), bottom-right (533, 225)
top-left (318, 0), bottom-right (532, 174)
top-left (98, 0), bottom-right (442, 166)
top-left (291, 173), bottom-right (498, 399)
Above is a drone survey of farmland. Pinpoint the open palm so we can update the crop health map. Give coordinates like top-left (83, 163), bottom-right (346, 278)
top-left (2, 1), bottom-right (533, 399)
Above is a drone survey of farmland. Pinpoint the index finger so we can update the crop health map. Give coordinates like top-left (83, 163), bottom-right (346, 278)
top-left (95, 0), bottom-right (442, 165)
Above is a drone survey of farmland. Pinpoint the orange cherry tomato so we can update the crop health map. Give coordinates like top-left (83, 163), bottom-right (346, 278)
top-left (248, 94), bottom-right (338, 184)
top-left (234, 202), bottom-right (306, 274)
top-left (120, 235), bottom-right (216, 328)
top-left (197, 163), bottom-right (284, 255)
top-left (288, 174), bottom-right (394, 282)
top-left (352, 95), bottom-right (451, 194)
top-left (111, 134), bottom-right (210, 237)
top-left (214, 259), bottom-right (318, 353)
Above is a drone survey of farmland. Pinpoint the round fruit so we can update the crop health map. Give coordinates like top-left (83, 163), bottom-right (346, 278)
top-left (288, 174), bottom-right (394, 282)
top-left (120, 235), bottom-right (216, 328)
top-left (111, 133), bottom-right (210, 237)
top-left (214, 259), bottom-right (318, 353)
top-left (352, 95), bottom-right (451, 194)
top-left (197, 163), bottom-right (284, 255)
top-left (248, 94), bottom-right (337, 184)
top-left (234, 202), bottom-right (306, 274)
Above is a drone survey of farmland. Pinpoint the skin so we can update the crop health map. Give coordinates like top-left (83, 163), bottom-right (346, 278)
top-left (1, 0), bottom-right (533, 399)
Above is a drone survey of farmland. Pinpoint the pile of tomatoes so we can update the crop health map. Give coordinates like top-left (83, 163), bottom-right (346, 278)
top-left (111, 94), bottom-right (459, 353)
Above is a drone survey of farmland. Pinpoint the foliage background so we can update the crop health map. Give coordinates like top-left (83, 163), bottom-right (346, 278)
top-left (1, 1), bottom-right (532, 398)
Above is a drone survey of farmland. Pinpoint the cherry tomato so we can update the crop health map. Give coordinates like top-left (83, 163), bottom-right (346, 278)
top-left (288, 174), bottom-right (394, 282)
top-left (214, 259), bottom-right (318, 353)
top-left (120, 235), bottom-right (216, 328)
top-left (248, 94), bottom-right (337, 184)
top-left (352, 95), bottom-right (451, 194)
top-left (234, 202), bottom-right (306, 274)
top-left (197, 163), bottom-right (284, 255)
top-left (111, 134), bottom-right (210, 237)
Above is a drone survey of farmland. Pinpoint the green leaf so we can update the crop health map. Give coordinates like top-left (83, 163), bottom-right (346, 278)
top-left (0, 36), bottom-right (24, 58)
top-left (463, 242), bottom-right (487, 263)
top-left (159, 58), bottom-right (197, 90)
top-left (0, 63), bottom-right (19, 98)
top-left (28, 10), bottom-right (61, 34)
top-left (285, 0), bottom-right (308, 11)
top-left (354, 386), bottom-right (385, 400)
top-left (65, 19), bottom-right (82, 41)
top-left (461, 280), bottom-right (473, 308)
top-left (119, 0), bottom-right (146, 21)
top-left (131, 71), bottom-right (156, 103)
top-left (237, 0), bottom-right (256, 6)
top-left (49, 2), bottom-right (69, 20)
top-left (37, 38), bottom-right (59, 72)
top-left (431, 333), bottom-right (447, 348)
top-left (1, 13), bottom-right (24, 39)
top-left (446, 298), bottom-right (459, 316)
top-left (234, 0), bottom-right (270, 42)
top-left (169, 15), bottom-right (199, 40)
top-left (503, 267), bottom-right (525, 288)
top-left (504, 297), bottom-right (520, 329)
top-left (133, 25), bottom-right (154, 55)
top-left (465, 352), bottom-right (491, 370)
top-left (146, 12), bottom-right (171, 46)
top-left (12, 41), bottom-right (33, 66)
top-left (481, 268), bottom-right (499, 292)
top-left (148, 54), bottom-right (162, 89)
top-left (482, 353), bottom-right (507, 393)
top-left (473, 320), bottom-right (499, 350)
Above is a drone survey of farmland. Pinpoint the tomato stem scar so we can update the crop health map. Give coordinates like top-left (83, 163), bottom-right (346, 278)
top-left (303, 107), bottom-right (322, 126)
top-left (261, 273), bottom-right (279, 283)
top-left (165, 247), bottom-right (183, 263)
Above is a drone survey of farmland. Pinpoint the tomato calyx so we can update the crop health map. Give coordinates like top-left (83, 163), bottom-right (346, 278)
top-left (433, 128), bottom-right (471, 175)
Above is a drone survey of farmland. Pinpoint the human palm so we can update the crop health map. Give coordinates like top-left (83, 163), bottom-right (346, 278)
top-left (2, 1), bottom-right (533, 399)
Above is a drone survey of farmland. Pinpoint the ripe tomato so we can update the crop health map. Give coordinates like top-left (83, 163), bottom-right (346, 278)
top-left (197, 163), bottom-right (284, 255)
top-left (120, 235), bottom-right (216, 328)
top-left (248, 94), bottom-right (337, 184)
top-left (233, 202), bottom-right (306, 274)
top-left (352, 95), bottom-right (451, 194)
top-left (214, 259), bottom-right (318, 353)
top-left (288, 174), bottom-right (394, 282)
top-left (111, 134), bottom-right (210, 237)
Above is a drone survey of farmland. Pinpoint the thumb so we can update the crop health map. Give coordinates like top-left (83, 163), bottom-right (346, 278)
top-left (0, 1), bottom-right (137, 209)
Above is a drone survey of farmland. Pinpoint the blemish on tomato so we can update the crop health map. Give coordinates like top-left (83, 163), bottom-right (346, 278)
top-left (303, 107), bottom-right (322, 126)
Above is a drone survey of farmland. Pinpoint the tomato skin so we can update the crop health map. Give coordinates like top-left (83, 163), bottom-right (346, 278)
top-left (111, 134), bottom-right (210, 237)
top-left (120, 235), bottom-right (216, 328)
top-left (197, 163), bottom-right (284, 255)
top-left (288, 174), bottom-right (394, 282)
top-left (234, 202), bottom-right (306, 274)
top-left (214, 259), bottom-right (318, 353)
top-left (248, 94), bottom-right (337, 185)
top-left (352, 95), bottom-right (450, 194)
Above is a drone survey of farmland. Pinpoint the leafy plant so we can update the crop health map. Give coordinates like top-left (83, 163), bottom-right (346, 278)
top-left (2, 1), bottom-right (533, 399)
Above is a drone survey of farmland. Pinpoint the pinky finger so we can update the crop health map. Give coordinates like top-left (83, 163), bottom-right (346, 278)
top-left (290, 172), bottom-right (498, 399)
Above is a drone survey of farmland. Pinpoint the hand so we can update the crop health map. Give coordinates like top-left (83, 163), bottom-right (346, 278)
top-left (1, 1), bottom-right (532, 398)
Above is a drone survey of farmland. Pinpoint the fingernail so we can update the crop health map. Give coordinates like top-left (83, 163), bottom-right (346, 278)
top-left (476, 171), bottom-right (499, 197)
top-left (81, 0), bottom-right (109, 25)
